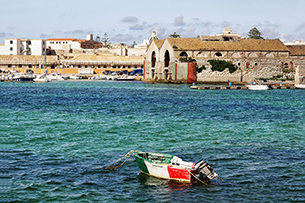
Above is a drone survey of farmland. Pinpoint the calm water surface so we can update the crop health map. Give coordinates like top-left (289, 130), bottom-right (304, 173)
top-left (0, 81), bottom-right (304, 202)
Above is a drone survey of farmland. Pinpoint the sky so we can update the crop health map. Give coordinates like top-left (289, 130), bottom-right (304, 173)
top-left (1, 0), bottom-right (305, 45)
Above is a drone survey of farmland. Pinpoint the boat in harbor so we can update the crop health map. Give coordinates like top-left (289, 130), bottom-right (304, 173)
top-left (115, 75), bottom-right (136, 81)
top-left (46, 73), bottom-right (66, 81)
top-left (246, 84), bottom-right (269, 90)
top-left (33, 74), bottom-right (51, 82)
top-left (69, 74), bottom-right (82, 80)
top-left (295, 84), bottom-right (305, 89)
top-left (132, 151), bottom-right (218, 183)
top-left (11, 73), bottom-right (35, 82)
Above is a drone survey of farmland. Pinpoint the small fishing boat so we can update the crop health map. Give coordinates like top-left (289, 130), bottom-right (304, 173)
top-left (132, 151), bottom-right (218, 183)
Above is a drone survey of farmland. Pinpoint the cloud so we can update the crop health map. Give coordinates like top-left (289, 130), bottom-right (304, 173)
top-left (112, 34), bottom-right (133, 43)
top-left (0, 32), bottom-right (15, 38)
top-left (294, 22), bottom-right (305, 33)
top-left (39, 33), bottom-right (53, 39)
top-left (261, 28), bottom-right (281, 39)
top-left (280, 34), bottom-right (298, 43)
top-left (121, 16), bottom-right (139, 23)
top-left (129, 22), bottom-right (148, 31)
top-left (174, 16), bottom-right (185, 26)
top-left (64, 30), bottom-right (94, 35)
top-left (150, 26), bottom-right (167, 39)
top-left (190, 18), bottom-right (212, 28)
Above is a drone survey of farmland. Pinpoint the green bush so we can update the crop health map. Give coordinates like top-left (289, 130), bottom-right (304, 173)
top-left (197, 65), bottom-right (206, 73)
top-left (179, 57), bottom-right (196, 62)
top-left (208, 59), bottom-right (237, 73)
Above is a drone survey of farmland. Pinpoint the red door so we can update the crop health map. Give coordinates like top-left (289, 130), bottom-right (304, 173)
top-left (187, 62), bottom-right (197, 83)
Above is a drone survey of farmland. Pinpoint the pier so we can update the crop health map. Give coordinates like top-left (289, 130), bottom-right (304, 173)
top-left (190, 85), bottom-right (296, 90)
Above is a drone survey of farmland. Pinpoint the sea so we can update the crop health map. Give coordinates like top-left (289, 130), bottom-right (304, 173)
top-left (0, 80), bottom-right (304, 203)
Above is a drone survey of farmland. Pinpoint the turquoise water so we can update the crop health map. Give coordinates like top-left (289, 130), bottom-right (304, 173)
top-left (1, 81), bottom-right (304, 202)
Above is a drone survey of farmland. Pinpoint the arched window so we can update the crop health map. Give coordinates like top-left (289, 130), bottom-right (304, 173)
top-left (215, 52), bottom-right (222, 57)
top-left (179, 51), bottom-right (188, 57)
top-left (164, 50), bottom-right (170, 67)
top-left (151, 51), bottom-right (156, 67)
top-left (284, 63), bottom-right (289, 69)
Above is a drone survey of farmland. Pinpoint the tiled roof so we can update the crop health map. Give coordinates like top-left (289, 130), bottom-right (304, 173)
top-left (47, 38), bottom-right (78, 41)
top-left (166, 38), bottom-right (289, 52)
top-left (0, 55), bottom-right (57, 63)
top-left (152, 39), bottom-right (164, 49)
top-left (69, 54), bottom-right (144, 62)
top-left (286, 45), bottom-right (305, 56)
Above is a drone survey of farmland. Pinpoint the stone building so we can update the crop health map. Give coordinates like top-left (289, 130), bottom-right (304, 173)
top-left (144, 29), bottom-right (304, 83)
top-left (286, 44), bottom-right (305, 84)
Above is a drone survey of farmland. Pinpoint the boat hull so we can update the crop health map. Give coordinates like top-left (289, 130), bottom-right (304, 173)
top-left (295, 84), bottom-right (305, 89)
top-left (133, 151), bottom-right (216, 183)
top-left (246, 84), bottom-right (269, 90)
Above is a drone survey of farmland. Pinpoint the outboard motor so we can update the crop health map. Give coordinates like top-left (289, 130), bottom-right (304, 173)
top-left (194, 160), bottom-right (217, 180)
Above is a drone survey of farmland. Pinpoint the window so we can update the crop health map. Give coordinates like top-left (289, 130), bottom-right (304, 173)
top-left (103, 65), bottom-right (107, 68)
top-left (10, 47), bottom-right (13, 51)
top-left (215, 52), bottom-right (222, 57)
top-left (10, 40), bottom-right (13, 44)
top-left (28, 41), bottom-right (31, 45)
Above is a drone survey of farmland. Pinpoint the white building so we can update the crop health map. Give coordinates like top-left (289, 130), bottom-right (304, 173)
top-left (0, 38), bottom-right (46, 55)
top-left (46, 38), bottom-right (81, 51)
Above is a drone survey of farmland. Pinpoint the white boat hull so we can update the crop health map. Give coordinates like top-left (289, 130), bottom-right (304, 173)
top-left (295, 84), bottom-right (305, 89)
top-left (246, 85), bottom-right (269, 90)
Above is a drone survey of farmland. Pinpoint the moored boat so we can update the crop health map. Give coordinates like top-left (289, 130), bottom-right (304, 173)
top-left (11, 73), bottom-right (35, 82)
top-left (295, 84), bottom-right (305, 89)
top-left (34, 74), bottom-right (51, 82)
top-left (46, 73), bottom-right (66, 81)
top-left (246, 84), bottom-right (269, 90)
top-left (132, 151), bottom-right (218, 183)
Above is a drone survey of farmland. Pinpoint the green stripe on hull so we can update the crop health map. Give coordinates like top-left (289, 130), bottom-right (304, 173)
top-left (134, 155), bottom-right (149, 174)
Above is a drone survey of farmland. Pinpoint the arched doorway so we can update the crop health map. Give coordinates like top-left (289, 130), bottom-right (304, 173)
top-left (164, 50), bottom-right (170, 67)
top-left (151, 51), bottom-right (156, 67)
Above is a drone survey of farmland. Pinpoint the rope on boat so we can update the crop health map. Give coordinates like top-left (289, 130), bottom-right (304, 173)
top-left (106, 150), bottom-right (135, 170)
top-left (188, 170), bottom-right (225, 185)
top-left (217, 175), bottom-right (225, 182)
top-left (187, 170), bottom-right (208, 185)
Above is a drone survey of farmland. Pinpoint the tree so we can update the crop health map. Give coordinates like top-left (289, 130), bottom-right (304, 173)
top-left (102, 32), bottom-right (111, 48)
top-left (131, 41), bottom-right (137, 48)
top-left (169, 32), bottom-right (180, 38)
top-left (247, 27), bottom-right (263, 39)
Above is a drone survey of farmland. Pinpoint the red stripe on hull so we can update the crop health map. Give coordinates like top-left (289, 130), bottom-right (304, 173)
top-left (167, 166), bottom-right (191, 181)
